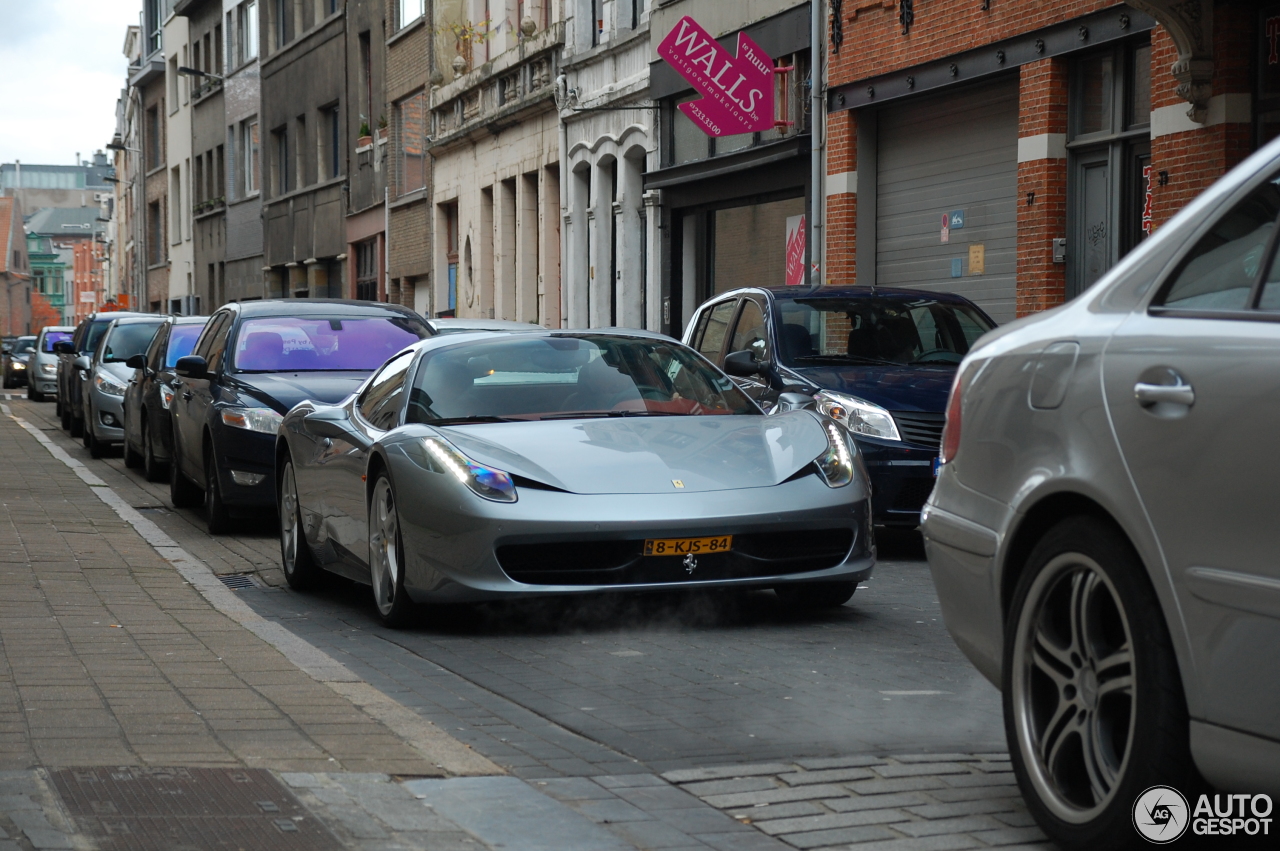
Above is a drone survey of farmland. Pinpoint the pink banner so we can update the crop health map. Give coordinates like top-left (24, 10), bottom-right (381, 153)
top-left (658, 16), bottom-right (775, 138)
top-left (785, 214), bottom-right (806, 287)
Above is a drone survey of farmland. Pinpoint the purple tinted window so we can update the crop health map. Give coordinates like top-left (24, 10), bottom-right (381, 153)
top-left (165, 324), bottom-right (207, 367)
top-left (42, 331), bottom-right (73, 353)
top-left (233, 316), bottom-right (428, 373)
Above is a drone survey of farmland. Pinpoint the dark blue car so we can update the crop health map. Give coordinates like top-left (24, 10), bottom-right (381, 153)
top-left (682, 286), bottom-right (996, 527)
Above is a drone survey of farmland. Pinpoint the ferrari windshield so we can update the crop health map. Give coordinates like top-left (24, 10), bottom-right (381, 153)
top-left (777, 297), bottom-right (994, 366)
top-left (233, 316), bottom-right (428, 372)
top-left (407, 335), bottom-right (758, 423)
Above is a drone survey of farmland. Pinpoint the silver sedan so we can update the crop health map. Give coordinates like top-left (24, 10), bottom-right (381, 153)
top-left (276, 330), bottom-right (874, 627)
top-left (923, 139), bottom-right (1280, 848)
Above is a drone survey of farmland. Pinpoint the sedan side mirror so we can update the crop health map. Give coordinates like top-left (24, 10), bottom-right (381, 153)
top-left (53, 341), bottom-right (76, 355)
top-left (723, 349), bottom-right (770, 377)
top-left (303, 408), bottom-right (353, 440)
top-left (174, 355), bottom-right (208, 380)
top-left (72, 356), bottom-right (92, 372)
top-left (1, 344), bottom-right (10, 355)
top-left (126, 354), bottom-right (148, 370)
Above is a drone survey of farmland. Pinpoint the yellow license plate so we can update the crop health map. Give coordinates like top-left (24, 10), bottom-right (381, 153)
top-left (643, 536), bottom-right (732, 557)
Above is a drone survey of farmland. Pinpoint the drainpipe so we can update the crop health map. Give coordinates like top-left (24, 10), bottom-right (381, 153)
top-left (809, 0), bottom-right (823, 289)
top-left (556, 72), bottom-right (570, 328)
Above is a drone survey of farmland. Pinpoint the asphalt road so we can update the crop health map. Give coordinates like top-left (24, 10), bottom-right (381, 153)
top-left (8, 393), bottom-right (1005, 780)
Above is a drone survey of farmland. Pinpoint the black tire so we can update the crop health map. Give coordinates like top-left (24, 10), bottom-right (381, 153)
top-left (774, 581), bottom-right (857, 609)
top-left (69, 405), bottom-right (83, 438)
top-left (204, 442), bottom-right (232, 534)
top-left (55, 396), bottom-right (63, 417)
top-left (142, 421), bottom-right (165, 483)
top-left (368, 473), bottom-right (417, 629)
top-left (169, 442), bottom-right (204, 508)
top-left (1003, 516), bottom-right (1199, 851)
top-left (82, 407), bottom-right (96, 451)
top-left (279, 458), bottom-right (321, 590)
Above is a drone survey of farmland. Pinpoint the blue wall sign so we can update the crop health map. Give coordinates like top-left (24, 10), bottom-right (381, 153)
top-left (949, 210), bottom-right (965, 229)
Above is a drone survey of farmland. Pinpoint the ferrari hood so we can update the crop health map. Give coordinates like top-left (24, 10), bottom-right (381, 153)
top-left (439, 412), bottom-right (831, 495)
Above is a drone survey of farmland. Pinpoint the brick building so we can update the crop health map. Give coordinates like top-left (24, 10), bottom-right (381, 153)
top-left (383, 0), bottom-right (432, 314)
top-left (344, 0), bottom-right (390, 307)
top-left (0, 197), bottom-right (32, 337)
top-left (823, 0), bottom-right (1257, 322)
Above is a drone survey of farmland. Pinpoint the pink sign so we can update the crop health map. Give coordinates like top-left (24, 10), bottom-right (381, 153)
top-left (658, 16), bottom-right (775, 138)
top-left (785, 214), bottom-right (806, 287)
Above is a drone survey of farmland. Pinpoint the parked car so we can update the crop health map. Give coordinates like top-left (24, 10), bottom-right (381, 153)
top-left (55, 311), bottom-right (147, 436)
top-left (683, 286), bottom-right (995, 527)
top-left (28, 327), bottom-right (74, 402)
top-left (276, 330), bottom-right (873, 627)
top-left (168, 299), bottom-right (433, 534)
top-left (427, 318), bottom-right (544, 335)
top-left (1, 336), bottom-right (36, 388)
top-left (79, 316), bottom-right (167, 458)
top-left (921, 140), bottom-right (1280, 849)
top-left (122, 315), bottom-right (208, 480)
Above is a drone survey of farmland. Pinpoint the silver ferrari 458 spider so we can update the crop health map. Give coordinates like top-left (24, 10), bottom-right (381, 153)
top-left (275, 330), bottom-right (875, 626)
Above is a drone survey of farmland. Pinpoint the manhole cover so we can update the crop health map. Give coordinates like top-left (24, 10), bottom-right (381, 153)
top-left (52, 767), bottom-right (343, 851)
top-left (219, 574), bottom-right (257, 590)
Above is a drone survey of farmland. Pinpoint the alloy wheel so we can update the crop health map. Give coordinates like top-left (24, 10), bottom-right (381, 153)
top-left (368, 477), bottom-right (400, 618)
top-left (1010, 552), bottom-right (1135, 823)
top-left (280, 463), bottom-right (301, 576)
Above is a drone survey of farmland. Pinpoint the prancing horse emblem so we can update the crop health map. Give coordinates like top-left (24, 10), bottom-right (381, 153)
top-left (683, 554), bottom-right (697, 574)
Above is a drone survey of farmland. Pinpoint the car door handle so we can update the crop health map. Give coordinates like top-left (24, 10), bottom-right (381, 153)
top-left (1134, 382), bottom-right (1195, 407)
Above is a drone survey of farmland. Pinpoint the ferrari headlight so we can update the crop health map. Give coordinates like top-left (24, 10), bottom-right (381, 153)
top-left (221, 406), bottom-right (283, 434)
top-left (815, 421), bottom-right (856, 488)
top-left (423, 437), bottom-right (517, 503)
top-left (160, 384), bottom-right (175, 410)
top-left (94, 371), bottom-right (128, 396)
top-left (816, 390), bottom-right (901, 442)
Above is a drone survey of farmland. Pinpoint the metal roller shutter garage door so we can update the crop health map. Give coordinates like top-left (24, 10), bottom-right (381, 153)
top-left (876, 78), bottom-right (1019, 324)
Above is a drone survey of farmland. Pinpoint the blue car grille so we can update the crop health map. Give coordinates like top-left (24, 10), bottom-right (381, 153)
top-left (496, 528), bottom-right (858, 586)
top-left (891, 411), bottom-right (945, 449)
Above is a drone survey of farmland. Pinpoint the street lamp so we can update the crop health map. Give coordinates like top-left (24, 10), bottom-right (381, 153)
top-left (106, 142), bottom-right (141, 154)
top-left (177, 66), bottom-right (224, 81)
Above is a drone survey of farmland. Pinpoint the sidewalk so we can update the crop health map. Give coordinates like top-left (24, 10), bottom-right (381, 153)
top-left (0, 400), bottom-right (787, 851)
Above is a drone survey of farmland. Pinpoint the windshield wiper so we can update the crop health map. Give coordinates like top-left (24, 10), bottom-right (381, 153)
top-left (792, 354), bottom-right (899, 367)
top-left (428, 415), bottom-right (523, 425)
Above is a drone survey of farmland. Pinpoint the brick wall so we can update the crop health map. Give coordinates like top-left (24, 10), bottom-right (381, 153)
top-left (1016, 58), bottom-right (1068, 316)
top-left (386, 18), bottom-right (432, 285)
top-left (825, 110), bottom-right (858, 285)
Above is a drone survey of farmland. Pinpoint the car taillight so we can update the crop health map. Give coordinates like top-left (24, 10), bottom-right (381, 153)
top-left (940, 370), bottom-right (964, 465)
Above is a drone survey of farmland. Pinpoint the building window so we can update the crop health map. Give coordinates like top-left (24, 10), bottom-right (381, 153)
top-left (213, 24), bottom-right (224, 75)
top-left (591, 0), bottom-right (603, 46)
top-left (294, 115), bottom-right (307, 188)
top-left (239, 1), bottom-right (258, 63)
top-left (145, 0), bottom-right (162, 53)
top-left (148, 201), bottom-right (163, 265)
top-left (319, 106), bottom-right (340, 180)
top-left (146, 106), bottom-right (162, 170)
top-left (398, 0), bottom-right (424, 30)
top-left (355, 239), bottom-right (379, 301)
top-left (274, 0), bottom-right (292, 49)
top-left (168, 56), bottom-right (180, 112)
top-left (397, 92), bottom-right (427, 194)
top-left (243, 119), bottom-right (260, 194)
top-left (273, 127), bottom-right (289, 195)
top-left (215, 145), bottom-right (225, 200)
top-left (171, 166), bottom-right (183, 243)
top-left (194, 156), bottom-right (205, 206)
top-left (1068, 39), bottom-right (1152, 298)
top-left (443, 202), bottom-right (459, 314)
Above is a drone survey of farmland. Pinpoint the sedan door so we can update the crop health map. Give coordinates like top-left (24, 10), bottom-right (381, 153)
top-left (174, 313), bottom-right (230, 484)
top-left (1101, 173), bottom-right (1280, 741)
top-left (722, 295), bottom-right (777, 408)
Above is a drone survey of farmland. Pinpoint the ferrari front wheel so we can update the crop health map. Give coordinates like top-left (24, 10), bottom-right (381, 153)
top-left (368, 474), bottom-right (416, 629)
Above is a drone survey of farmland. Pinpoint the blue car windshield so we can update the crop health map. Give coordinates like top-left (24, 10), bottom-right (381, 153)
top-left (166, 323), bottom-right (206, 367)
top-left (777, 297), bottom-right (995, 367)
top-left (407, 335), bottom-right (758, 424)
top-left (42, 331), bottom-right (72, 353)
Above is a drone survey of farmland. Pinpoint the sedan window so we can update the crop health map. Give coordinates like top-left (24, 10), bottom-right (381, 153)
top-left (1156, 174), bottom-right (1280, 311)
top-left (406, 335), bottom-right (757, 424)
top-left (102, 323), bottom-right (164, 363)
top-left (696, 301), bottom-right (737, 363)
top-left (777, 297), bottom-right (995, 366)
top-left (727, 299), bottom-right (769, 362)
top-left (233, 316), bottom-right (428, 373)
top-left (165, 323), bottom-right (207, 368)
top-left (41, 331), bottom-right (73, 353)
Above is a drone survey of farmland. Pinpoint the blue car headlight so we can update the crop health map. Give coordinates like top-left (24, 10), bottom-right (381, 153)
top-left (816, 390), bottom-right (901, 442)
top-left (423, 437), bottom-right (517, 503)
top-left (221, 406), bottom-right (284, 434)
top-left (94, 370), bottom-right (128, 396)
top-left (814, 421), bottom-right (856, 488)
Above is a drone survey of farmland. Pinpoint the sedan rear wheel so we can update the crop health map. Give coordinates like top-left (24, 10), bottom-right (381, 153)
top-left (1005, 516), bottom-right (1198, 851)
top-left (204, 443), bottom-right (232, 535)
top-left (368, 474), bottom-right (416, 629)
top-left (279, 460), bottom-right (320, 591)
top-left (123, 414), bottom-right (143, 469)
top-left (142, 421), bottom-right (164, 482)
top-left (169, 443), bottom-right (204, 509)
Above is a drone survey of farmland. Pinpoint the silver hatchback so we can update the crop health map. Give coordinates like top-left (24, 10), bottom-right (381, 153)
top-left (923, 140), bottom-right (1280, 848)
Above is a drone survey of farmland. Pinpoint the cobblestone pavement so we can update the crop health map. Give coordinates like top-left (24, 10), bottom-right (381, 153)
top-left (1, 394), bottom-right (1046, 851)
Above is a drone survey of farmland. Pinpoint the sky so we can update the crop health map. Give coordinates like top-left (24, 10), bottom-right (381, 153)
top-left (0, 0), bottom-right (140, 167)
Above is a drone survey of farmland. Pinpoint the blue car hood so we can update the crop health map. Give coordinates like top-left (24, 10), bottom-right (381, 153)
top-left (788, 363), bottom-right (955, 413)
top-left (228, 371), bottom-right (368, 413)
